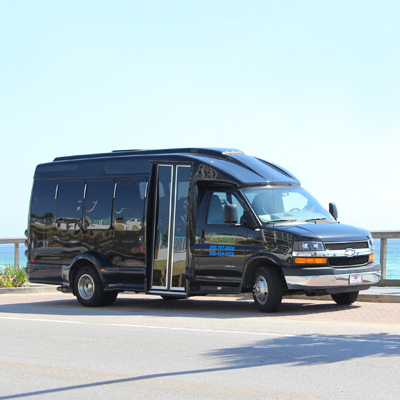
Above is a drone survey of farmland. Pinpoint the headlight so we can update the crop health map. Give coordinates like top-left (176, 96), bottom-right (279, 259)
top-left (293, 240), bottom-right (325, 251)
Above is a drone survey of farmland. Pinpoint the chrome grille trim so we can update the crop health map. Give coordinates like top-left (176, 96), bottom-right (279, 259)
top-left (293, 248), bottom-right (372, 258)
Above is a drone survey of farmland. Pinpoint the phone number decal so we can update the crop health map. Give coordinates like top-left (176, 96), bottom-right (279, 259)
top-left (209, 245), bottom-right (235, 256)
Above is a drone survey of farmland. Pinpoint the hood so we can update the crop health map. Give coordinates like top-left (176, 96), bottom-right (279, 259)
top-left (277, 223), bottom-right (371, 242)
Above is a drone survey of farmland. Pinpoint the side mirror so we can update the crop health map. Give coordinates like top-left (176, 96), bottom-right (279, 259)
top-left (224, 204), bottom-right (238, 224)
top-left (329, 202), bottom-right (338, 220)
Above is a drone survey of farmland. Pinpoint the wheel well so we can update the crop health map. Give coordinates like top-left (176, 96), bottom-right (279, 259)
top-left (69, 261), bottom-right (96, 296)
top-left (243, 259), bottom-right (287, 291)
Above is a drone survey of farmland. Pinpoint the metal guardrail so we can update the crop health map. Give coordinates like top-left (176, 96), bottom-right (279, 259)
top-left (371, 231), bottom-right (400, 280)
top-left (0, 238), bottom-right (25, 269)
top-left (1, 233), bottom-right (399, 280)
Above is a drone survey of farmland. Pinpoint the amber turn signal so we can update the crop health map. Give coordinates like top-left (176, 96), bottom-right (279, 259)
top-left (294, 257), bottom-right (327, 265)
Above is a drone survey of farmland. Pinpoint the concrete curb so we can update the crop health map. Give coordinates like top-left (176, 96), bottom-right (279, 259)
top-left (0, 285), bottom-right (58, 294)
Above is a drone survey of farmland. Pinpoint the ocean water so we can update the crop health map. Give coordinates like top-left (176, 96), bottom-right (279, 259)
top-left (1, 240), bottom-right (399, 279)
top-left (0, 244), bottom-right (27, 270)
top-left (373, 239), bottom-right (400, 279)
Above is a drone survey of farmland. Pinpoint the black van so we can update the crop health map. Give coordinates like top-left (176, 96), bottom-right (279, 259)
top-left (25, 148), bottom-right (381, 312)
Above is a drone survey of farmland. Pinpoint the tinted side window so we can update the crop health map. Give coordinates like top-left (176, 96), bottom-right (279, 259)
top-left (85, 180), bottom-right (114, 230)
top-left (206, 191), bottom-right (244, 225)
top-left (114, 178), bottom-right (146, 231)
top-left (175, 166), bottom-right (191, 237)
top-left (56, 180), bottom-right (85, 231)
top-left (31, 180), bottom-right (57, 226)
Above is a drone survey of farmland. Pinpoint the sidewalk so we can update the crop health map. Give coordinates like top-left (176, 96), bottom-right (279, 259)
top-left (1, 284), bottom-right (400, 303)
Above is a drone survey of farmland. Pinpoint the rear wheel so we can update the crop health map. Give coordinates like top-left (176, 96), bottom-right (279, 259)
top-left (331, 291), bottom-right (359, 305)
top-left (252, 266), bottom-right (283, 313)
top-left (74, 266), bottom-right (105, 307)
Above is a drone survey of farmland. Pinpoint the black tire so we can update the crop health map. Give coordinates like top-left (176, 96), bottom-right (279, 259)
top-left (252, 266), bottom-right (283, 313)
top-left (74, 265), bottom-right (105, 307)
top-left (102, 291), bottom-right (118, 306)
top-left (331, 291), bottom-right (359, 305)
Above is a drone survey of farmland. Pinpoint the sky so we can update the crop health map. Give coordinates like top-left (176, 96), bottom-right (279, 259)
top-left (0, 0), bottom-right (399, 237)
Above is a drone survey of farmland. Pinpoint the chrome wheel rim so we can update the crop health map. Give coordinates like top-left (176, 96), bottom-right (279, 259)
top-left (78, 274), bottom-right (95, 300)
top-left (253, 275), bottom-right (268, 305)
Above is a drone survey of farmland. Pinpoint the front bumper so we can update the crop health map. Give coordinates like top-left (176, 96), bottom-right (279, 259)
top-left (282, 262), bottom-right (381, 291)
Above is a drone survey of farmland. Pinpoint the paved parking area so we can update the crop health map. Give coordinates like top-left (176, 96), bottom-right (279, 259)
top-left (1, 292), bottom-right (399, 325)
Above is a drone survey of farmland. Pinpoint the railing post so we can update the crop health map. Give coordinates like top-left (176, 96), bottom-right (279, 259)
top-left (380, 238), bottom-right (387, 280)
top-left (14, 243), bottom-right (20, 270)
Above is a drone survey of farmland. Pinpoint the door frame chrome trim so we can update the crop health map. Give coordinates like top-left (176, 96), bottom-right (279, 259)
top-left (169, 165), bottom-right (191, 291)
top-left (151, 164), bottom-right (191, 292)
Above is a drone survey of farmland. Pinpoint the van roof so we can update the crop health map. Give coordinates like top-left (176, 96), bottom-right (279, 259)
top-left (35, 148), bottom-right (300, 186)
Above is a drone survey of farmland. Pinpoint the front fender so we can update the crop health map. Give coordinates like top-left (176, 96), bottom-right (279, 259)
top-left (62, 251), bottom-right (110, 286)
top-left (242, 252), bottom-right (283, 289)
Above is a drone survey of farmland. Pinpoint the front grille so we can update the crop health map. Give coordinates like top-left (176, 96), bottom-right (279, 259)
top-left (328, 256), bottom-right (369, 267)
top-left (324, 241), bottom-right (369, 251)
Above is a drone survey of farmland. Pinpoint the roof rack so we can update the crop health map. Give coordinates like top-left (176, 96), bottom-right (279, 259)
top-left (53, 148), bottom-right (244, 162)
top-left (112, 149), bottom-right (146, 153)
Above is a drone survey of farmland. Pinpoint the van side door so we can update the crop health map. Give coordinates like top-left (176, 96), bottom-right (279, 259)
top-left (195, 188), bottom-right (248, 293)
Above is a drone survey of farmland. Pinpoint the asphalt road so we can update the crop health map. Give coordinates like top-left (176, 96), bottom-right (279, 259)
top-left (0, 293), bottom-right (400, 400)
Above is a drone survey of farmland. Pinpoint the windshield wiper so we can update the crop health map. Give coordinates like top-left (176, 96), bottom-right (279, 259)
top-left (305, 218), bottom-right (327, 222)
top-left (267, 219), bottom-right (297, 224)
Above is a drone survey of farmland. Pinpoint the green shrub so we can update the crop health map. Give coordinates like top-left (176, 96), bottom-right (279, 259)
top-left (0, 265), bottom-right (27, 287)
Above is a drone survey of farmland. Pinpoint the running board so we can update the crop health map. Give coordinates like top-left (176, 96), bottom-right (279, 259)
top-left (148, 290), bottom-right (187, 298)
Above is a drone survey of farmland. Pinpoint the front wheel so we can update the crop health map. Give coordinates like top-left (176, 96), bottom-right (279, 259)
top-left (102, 291), bottom-right (118, 306)
top-left (74, 266), bottom-right (105, 307)
top-left (252, 266), bottom-right (283, 313)
top-left (331, 291), bottom-right (359, 305)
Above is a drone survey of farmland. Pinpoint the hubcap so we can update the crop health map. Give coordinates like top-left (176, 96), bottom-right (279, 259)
top-left (253, 275), bottom-right (268, 305)
top-left (78, 274), bottom-right (95, 300)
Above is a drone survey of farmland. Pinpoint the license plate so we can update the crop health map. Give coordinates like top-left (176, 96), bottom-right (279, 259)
top-left (349, 274), bottom-right (362, 285)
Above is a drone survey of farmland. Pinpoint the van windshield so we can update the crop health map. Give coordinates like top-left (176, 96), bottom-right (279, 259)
top-left (242, 186), bottom-right (335, 224)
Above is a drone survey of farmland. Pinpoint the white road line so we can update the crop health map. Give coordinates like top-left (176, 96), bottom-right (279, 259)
top-left (0, 316), bottom-right (399, 344)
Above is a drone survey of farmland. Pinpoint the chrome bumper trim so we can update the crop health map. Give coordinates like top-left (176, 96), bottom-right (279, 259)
top-left (285, 272), bottom-right (381, 289)
top-left (284, 263), bottom-right (381, 290)
top-left (61, 265), bottom-right (70, 283)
